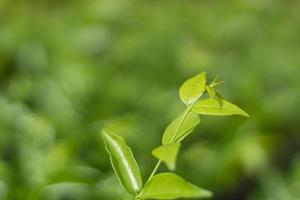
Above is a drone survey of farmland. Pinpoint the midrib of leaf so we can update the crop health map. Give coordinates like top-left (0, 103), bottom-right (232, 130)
top-left (169, 106), bottom-right (191, 143)
top-left (109, 137), bottom-right (140, 192)
top-left (197, 104), bottom-right (223, 110)
top-left (194, 99), bottom-right (249, 116)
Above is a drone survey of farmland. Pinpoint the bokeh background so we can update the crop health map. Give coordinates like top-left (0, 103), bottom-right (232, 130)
top-left (0, 0), bottom-right (300, 199)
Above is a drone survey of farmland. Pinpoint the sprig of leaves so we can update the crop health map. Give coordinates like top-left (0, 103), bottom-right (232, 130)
top-left (101, 72), bottom-right (249, 199)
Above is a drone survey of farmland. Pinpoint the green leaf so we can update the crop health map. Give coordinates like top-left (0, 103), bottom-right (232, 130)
top-left (152, 143), bottom-right (181, 171)
top-left (179, 72), bottom-right (206, 105)
top-left (162, 111), bottom-right (200, 145)
top-left (102, 130), bottom-right (143, 194)
top-left (206, 86), bottom-right (218, 100)
top-left (138, 173), bottom-right (212, 199)
top-left (192, 98), bottom-right (249, 117)
top-left (205, 86), bottom-right (223, 108)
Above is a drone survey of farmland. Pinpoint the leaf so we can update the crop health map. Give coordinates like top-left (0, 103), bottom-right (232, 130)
top-left (138, 173), bottom-right (212, 199)
top-left (162, 111), bottom-right (200, 145)
top-left (102, 130), bottom-right (143, 194)
top-left (152, 143), bottom-right (181, 171)
top-left (205, 86), bottom-right (223, 108)
top-left (179, 72), bottom-right (206, 105)
top-left (205, 86), bottom-right (216, 98)
top-left (192, 98), bottom-right (249, 117)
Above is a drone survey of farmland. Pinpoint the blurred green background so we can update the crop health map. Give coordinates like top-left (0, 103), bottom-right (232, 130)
top-left (0, 0), bottom-right (300, 199)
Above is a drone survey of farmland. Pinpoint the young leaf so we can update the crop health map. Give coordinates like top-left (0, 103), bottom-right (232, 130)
top-left (179, 72), bottom-right (206, 105)
top-left (205, 86), bottom-right (216, 98)
top-left (102, 130), bottom-right (143, 194)
top-left (162, 111), bottom-right (200, 145)
top-left (208, 74), bottom-right (224, 88)
top-left (205, 86), bottom-right (223, 108)
top-left (152, 143), bottom-right (181, 171)
top-left (138, 173), bottom-right (212, 200)
top-left (192, 98), bottom-right (249, 117)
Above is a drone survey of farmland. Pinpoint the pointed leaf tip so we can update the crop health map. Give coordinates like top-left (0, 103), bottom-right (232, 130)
top-left (192, 98), bottom-right (249, 117)
top-left (152, 143), bottom-right (181, 171)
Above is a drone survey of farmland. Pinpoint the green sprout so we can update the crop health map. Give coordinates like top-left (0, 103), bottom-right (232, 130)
top-left (102, 72), bottom-right (249, 200)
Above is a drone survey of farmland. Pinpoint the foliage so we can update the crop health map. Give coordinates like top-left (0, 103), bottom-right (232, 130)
top-left (1, 0), bottom-right (300, 199)
top-left (102, 73), bottom-right (248, 199)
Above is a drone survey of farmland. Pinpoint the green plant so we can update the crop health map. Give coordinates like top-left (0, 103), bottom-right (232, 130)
top-left (101, 72), bottom-right (249, 200)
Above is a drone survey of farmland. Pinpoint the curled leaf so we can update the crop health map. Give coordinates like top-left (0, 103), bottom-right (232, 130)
top-left (102, 130), bottom-right (143, 194)
top-left (205, 86), bottom-right (223, 108)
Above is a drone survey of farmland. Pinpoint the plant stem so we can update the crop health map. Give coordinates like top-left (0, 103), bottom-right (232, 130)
top-left (144, 102), bottom-right (196, 187)
top-left (148, 160), bottom-right (162, 181)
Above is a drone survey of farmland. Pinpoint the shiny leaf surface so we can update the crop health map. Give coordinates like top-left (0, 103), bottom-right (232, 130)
top-left (102, 130), bottom-right (142, 194)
